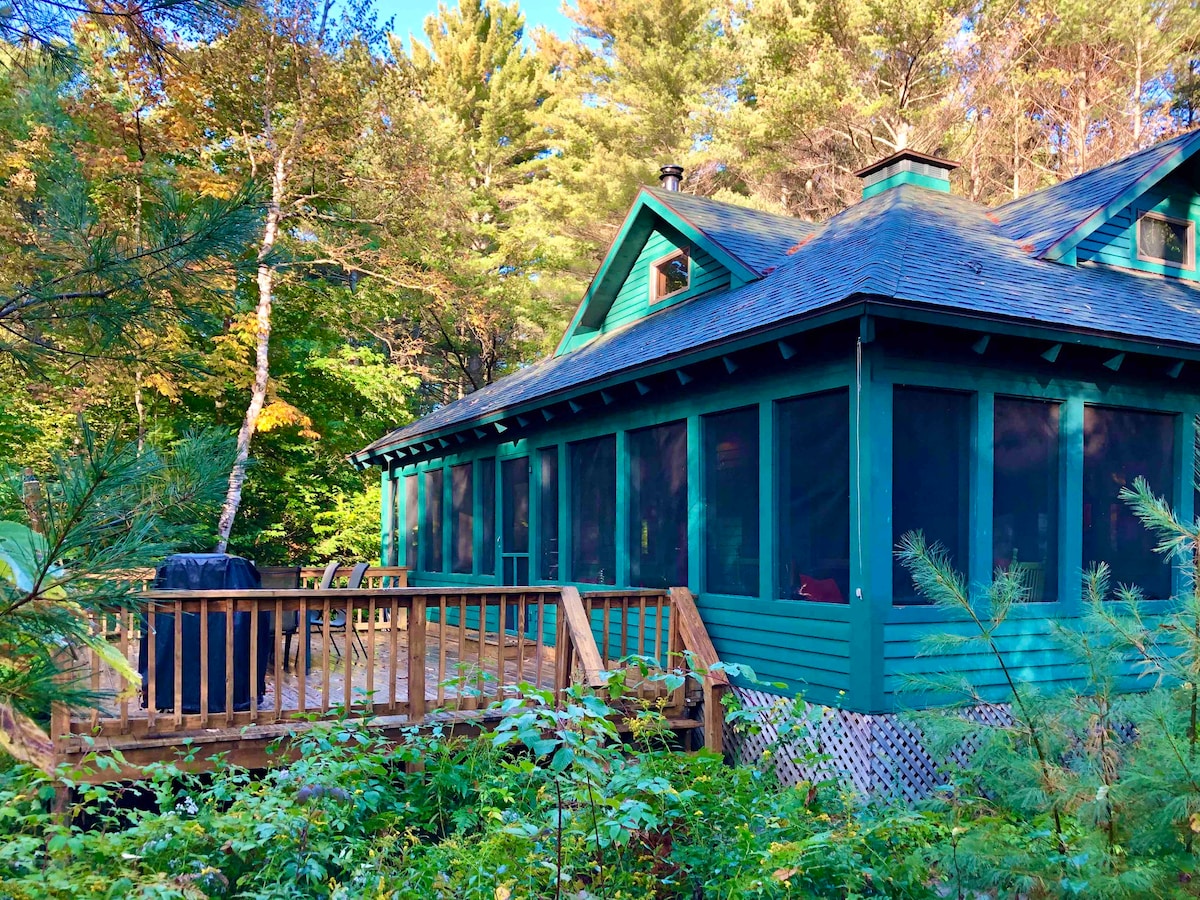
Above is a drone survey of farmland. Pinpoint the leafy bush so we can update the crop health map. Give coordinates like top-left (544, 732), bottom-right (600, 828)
top-left (0, 686), bottom-right (939, 899)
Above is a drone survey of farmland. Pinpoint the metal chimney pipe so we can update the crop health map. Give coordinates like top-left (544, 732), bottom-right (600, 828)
top-left (658, 164), bottom-right (684, 192)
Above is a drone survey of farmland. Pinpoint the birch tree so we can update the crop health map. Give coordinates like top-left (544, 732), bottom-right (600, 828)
top-left (182, 0), bottom-right (383, 551)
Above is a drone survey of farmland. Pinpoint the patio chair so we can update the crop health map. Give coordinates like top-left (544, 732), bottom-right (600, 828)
top-left (288, 562), bottom-right (340, 671)
top-left (310, 562), bottom-right (369, 663)
top-left (258, 566), bottom-right (301, 671)
top-left (1014, 561), bottom-right (1046, 603)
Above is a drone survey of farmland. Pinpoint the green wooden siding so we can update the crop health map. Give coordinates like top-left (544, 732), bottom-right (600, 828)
top-left (882, 611), bottom-right (1167, 705)
top-left (1078, 174), bottom-right (1200, 279)
top-left (392, 356), bottom-right (857, 708)
top-left (562, 226), bottom-right (730, 352)
top-left (383, 317), bottom-right (1199, 714)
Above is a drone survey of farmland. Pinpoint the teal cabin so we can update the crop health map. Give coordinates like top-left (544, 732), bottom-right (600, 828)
top-left (354, 134), bottom-right (1200, 716)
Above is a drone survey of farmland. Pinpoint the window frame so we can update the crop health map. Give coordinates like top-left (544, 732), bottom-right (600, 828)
top-left (627, 419), bottom-right (689, 589)
top-left (1135, 210), bottom-right (1195, 270)
top-left (774, 388), bottom-right (851, 604)
top-left (1082, 403), bottom-right (1178, 601)
top-left (422, 467), bottom-right (445, 573)
top-left (650, 248), bottom-right (691, 303)
top-left (890, 385), bottom-right (973, 606)
top-left (991, 395), bottom-right (1061, 603)
top-left (569, 434), bottom-right (618, 586)
top-left (537, 445), bottom-right (560, 581)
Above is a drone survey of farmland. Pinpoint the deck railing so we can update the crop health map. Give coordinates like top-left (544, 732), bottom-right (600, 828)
top-left (59, 585), bottom-right (723, 757)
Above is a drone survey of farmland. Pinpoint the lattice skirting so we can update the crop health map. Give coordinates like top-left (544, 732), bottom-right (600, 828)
top-left (718, 687), bottom-right (1015, 801)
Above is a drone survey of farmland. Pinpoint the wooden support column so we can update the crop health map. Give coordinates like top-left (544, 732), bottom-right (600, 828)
top-left (851, 339), bottom-right (889, 714)
top-left (970, 392), bottom-right (995, 592)
top-left (757, 402), bottom-right (773, 600)
top-left (686, 416), bottom-right (703, 593)
top-left (1174, 412), bottom-right (1196, 599)
top-left (380, 470), bottom-right (395, 566)
top-left (1059, 398), bottom-right (1084, 614)
top-left (615, 431), bottom-right (630, 586)
top-left (554, 592), bottom-right (571, 699)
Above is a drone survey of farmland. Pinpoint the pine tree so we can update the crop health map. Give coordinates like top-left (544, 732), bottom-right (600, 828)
top-left (511, 0), bottom-right (734, 282)
top-left (718, 0), bottom-right (973, 218)
top-left (395, 0), bottom-right (560, 398)
top-left (0, 426), bottom-right (235, 772)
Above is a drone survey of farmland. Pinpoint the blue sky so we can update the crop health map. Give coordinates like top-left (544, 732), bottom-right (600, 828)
top-left (378, 0), bottom-right (576, 50)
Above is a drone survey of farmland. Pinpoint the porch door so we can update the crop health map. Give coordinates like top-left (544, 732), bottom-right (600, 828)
top-left (500, 456), bottom-right (530, 587)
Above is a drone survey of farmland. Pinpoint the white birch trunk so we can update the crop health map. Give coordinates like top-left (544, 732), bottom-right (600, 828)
top-left (1132, 35), bottom-right (1144, 147)
top-left (214, 151), bottom-right (289, 552)
top-left (134, 369), bottom-right (145, 457)
top-left (1012, 89), bottom-right (1022, 199)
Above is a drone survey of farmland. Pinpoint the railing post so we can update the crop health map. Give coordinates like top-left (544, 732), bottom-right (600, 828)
top-left (669, 587), bottom-right (729, 756)
top-left (559, 587), bottom-right (605, 690)
top-left (554, 593), bottom-right (571, 700)
top-left (408, 595), bottom-right (426, 720)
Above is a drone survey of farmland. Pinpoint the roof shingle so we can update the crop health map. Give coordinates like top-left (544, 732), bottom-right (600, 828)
top-left (994, 130), bottom-right (1200, 257)
top-left (646, 188), bottom-right (815, 274)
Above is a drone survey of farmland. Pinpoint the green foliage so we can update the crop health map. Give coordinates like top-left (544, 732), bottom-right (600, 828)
top-left (0, 424), bottom-right (234, 729)
top-left (0, 687), bottom-right (939, 899)
top-left (893, 475), bottom-right (1200, 897)
top-left (4, 0), bottom-right (1199, 562)
top-left (311, 483), bottom-right (383, 563)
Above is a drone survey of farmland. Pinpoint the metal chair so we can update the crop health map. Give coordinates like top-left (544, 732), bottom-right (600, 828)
top-left (258, 566), bottom-right (302, 671)
top-left (311, 562), bottom-right (369, 663)
top-left (291, 562), bottom-right (341, 671)
top-left (1014, 561), bottom-right (1046, 603)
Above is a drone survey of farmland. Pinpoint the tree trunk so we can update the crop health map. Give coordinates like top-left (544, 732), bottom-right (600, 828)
top-left (134, 369), bottom-right (145, 456)
top-left (1132, 35), bottom-right (1144, 147)
top-left (214, 150), bottom-right (289, 553)
top-left (1012, 90), bottom-right (1021, 199)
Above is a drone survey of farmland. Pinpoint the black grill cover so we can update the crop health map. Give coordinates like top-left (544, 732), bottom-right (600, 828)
top-left (140, 553), bottom-right (267, 714)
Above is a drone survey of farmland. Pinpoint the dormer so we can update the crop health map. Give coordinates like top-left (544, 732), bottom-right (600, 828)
top-left (996, 129), bottom-right (1200, 276)
top-left (557, 167), bottom-right (814, 356)
top-left (1076, 169), bottom-right (1200, 278)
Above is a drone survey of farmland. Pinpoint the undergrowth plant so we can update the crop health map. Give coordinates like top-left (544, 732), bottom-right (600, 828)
top-left (0, 669), bottom-right (938, 900)
top-left (895, 474), bottom-right (1200, 899)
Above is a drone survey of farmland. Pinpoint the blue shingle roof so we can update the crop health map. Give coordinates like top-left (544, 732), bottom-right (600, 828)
top-left (995, 130), bottom-right (1200, 257)
top-left (647, 188), bottom-right (814, 275)
top-left (359, 139), bottom-right (1200, 462)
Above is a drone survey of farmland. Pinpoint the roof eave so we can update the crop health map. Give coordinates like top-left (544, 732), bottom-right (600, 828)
top-left (352, 300), bottom-right (870, 467)
top-left (863, 295), bottom-right (1200, 362)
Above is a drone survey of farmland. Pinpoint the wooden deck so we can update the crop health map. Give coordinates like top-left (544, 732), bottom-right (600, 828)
top-left (57, 584), bottom-right (728, 776)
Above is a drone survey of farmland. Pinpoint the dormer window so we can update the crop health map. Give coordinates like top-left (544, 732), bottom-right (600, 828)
top-left (652, 249), bottom-right (690, 302)
top-left (1137, 212), bottom-right (1194, 269)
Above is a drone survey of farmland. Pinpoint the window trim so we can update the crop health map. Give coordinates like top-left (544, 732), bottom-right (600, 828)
top-left (1135, 211), bottom-right (1195, 270)
top-left (650, 248), bottom-right (691, 303)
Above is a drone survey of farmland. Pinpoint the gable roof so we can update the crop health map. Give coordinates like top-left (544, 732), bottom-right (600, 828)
top-left (995, 129), bottom-right (1200, 261)
top-left (355, 175), bottom-right (1200, 466)
top-left (645, 188), bottom-right (815, 275)
top-left (555, 188), bottom-right (812, 353)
